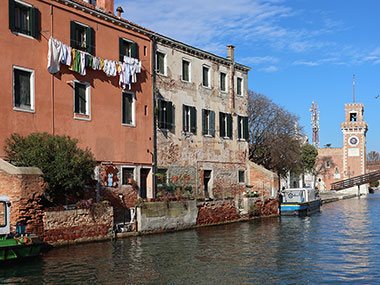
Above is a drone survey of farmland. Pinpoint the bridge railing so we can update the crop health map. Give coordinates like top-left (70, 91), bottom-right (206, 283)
top-left (330, 170), bottom-right (380, 191)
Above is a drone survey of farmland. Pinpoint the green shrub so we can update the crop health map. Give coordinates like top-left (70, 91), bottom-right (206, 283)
top-left (4, 133), bottom-right (96, 203)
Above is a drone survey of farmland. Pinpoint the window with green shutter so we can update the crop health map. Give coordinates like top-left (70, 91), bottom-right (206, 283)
top-left (156, 52), bottom-right (166, 75)
top-left (9, 0), bottom-right (40, 38)
top-left (203, 66), bottom-right (210, 87)
top-left (70, 21), bottom-right (95, 54)
top-left (119, 38), bottom-right (139, 61)
top-left (220, 72), bottom-right (227, 92)
top-left (183, 105), bottom-right (196, 134)
top-left (237, 77), bottom-right (243, 96)
top-left (74, 82), bottom-right (89, 115)
top-left (202, 109), bottom-right (215, 137)
top-left (220, 112), bottom-right (232, 139)
top-left (158, 99), bottom-right (173, 130)
top-left (182, 60), bottom-right (190, 82)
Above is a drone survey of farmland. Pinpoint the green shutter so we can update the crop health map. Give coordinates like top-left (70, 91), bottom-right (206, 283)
top-left (202, 109), bottom-right (206, 135)
top-left (243, 116), bottom-right (249, 140)
top-left (210, 111), bottom-right (215, 137)
top-left (227, 114), bottom-right (232, 138)
top-left (191, 106), bottom-right (197, 134)
top-left (182, 105), bottom-right (186, 132)
top-left (131, 42), bottom-right (138, 59)
top-left (9, 0), bottom-right (15, 31)
top-left (219, 112), bottom-right (225, 137)
top-left (119, 38), bottom-right (124, 61)
top-left (157, 99), bottom-right (163, 128)
top-left (30, 7), bottom-right (39, 38)
top-left (166, 101), bottom-right (173, 129)
top-left (237, 116), bottom-right (242, 139)
top-left (70, 21), bottom-right (76, 48)
top-left (86, 27), bottom-right (95, 54)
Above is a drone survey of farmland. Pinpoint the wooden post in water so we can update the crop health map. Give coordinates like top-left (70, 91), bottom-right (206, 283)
top-left (358, 185), bottom-right (360, 199)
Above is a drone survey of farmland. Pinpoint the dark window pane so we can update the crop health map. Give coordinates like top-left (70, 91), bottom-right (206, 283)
top-left (157, 52), bottom-right (165, 74)
top-left (122, 92), bottom-right (133, 124)
top-left (239, 170), bottom-right (245, 183)
top-left (14, 3), bottom-right (30, 35)
top-left (220, 73), bottom-right (226, 91)
top-left (237, 77), bottom-right (242, 95)
top-left (182, 60), bottom-right (190, 81)
top-left (203, 66), bottom-right (209, 87)
top-left (75, 82), bottom-right (87, 114)
top-left (14, 69), bottom-right (31, 108)
top-left (122, 167), bottom-right (134, 185)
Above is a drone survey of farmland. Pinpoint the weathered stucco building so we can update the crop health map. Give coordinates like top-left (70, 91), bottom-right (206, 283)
top-left (154, 38), bottom-right (251, 199)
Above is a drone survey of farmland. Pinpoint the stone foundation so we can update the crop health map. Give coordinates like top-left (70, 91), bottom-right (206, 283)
top-left (196, 200), bottom-right (240, 225)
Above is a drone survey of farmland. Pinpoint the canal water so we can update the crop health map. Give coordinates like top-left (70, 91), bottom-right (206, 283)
top-left (2, 192), bottom-right (380, 284)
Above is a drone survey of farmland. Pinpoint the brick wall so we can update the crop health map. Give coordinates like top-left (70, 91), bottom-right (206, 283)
top-left (196, 200), bottom-right (240, 225)
top-left (248, 161), bottom-right (279, 197)
top-left (0, 159), bottom-right (46, 235)
top-left (43, 205), bottom-right (113, 245)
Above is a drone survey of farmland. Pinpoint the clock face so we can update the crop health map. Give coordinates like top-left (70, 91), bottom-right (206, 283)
top-left (349, 136), bottom-right (359, 146)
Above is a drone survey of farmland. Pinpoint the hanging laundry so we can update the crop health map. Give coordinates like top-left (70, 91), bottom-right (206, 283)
top-left (47, 37), bottom-right (62, 74)
top-left (80, 51), bottom-right (86, 76)
top-left (66, 46), bottom-right (72, 67)
top-left (59, 43), bottom-right (67, 65)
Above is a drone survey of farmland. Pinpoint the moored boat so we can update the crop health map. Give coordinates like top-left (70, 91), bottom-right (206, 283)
top-left (0, 196), bottom-right (42, 262)
top-left (280, 188), bottom-right (321, 216)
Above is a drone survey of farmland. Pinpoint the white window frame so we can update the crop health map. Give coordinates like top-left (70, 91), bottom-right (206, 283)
top-left (13, 65), bottom-right (35, 113)
top-left (12, 0), bottom-right (34, 39)
top-left (120, 37), bottom-right (134, 58)
top-left (73, 80), bottom-right (91, 121)
top-left (181, 58), bottom-right (191, 83)
top-left (236, 77), bottom-right (243, 96)
top-left (221, 113), bottom-right (229, 139)
top-left (183, 105), bottom-right (191, 133)
top-left (204, 109), bottom-right (211, 136)
top-left (202, 65), bottom-right (211, 88)
top-left (121, 91), bottom-right (136, 127)
top-left (220, 71), bottom-right (228, 93)
top-left (121, 165), bottom-right (136, 186)
top-left (156, 51), bottom-right (167, 76)
top-left (72, 21), bottom-right (90, 50)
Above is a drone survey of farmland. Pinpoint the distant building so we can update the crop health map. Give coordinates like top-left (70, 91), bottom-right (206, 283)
top-left (317, 103), bottom-right (368, 190)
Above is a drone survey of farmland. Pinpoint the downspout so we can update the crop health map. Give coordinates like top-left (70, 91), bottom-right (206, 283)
top-left (151, 36), bottom-right (157, 198)
top-left (50, 5), bottom-right (55, 135)
top-left (227, 45), bottom-right (235, 111)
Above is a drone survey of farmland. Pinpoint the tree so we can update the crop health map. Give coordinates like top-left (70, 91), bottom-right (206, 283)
top-left (301, 144), bottom-right (318, 173)
top-left (4, 133), bottom-right (96, 203)
top-left (247, 90), bottom-right (303, 178)
top-left (367, 151), bottom-right (380, 162)
top-left (312, 156), bottom-right (335, 189)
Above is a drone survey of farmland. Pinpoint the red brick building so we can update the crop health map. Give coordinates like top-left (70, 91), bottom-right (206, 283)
top-left (1, 0), bottom-right (154, 204)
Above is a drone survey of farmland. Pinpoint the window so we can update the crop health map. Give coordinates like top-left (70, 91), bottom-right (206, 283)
top-left (202, 109), bottom-right (215, 136)
top-left (202, 65), bottom-right (210, 87)
top-left (122, 91), bottom-right (135, 125)
top-left (237, 77), bottom-right (243, 96)
top-left (0, 202), bottom-right (6, 227)
top-left (350, 112), bottom-right (357, 122)
top-left (183, 105), bottom-right (197, 134)
top-left (13, 66), bottom-right (34, 112)
top-left (220, 72), bottom-right (227, 92)
top-left (157, 99), bottom-right (173, 130)
top-left (326, 160), bottom-right (331, 168)
top-left (182, 60), bottom-right (190, 82)
top-left (238, 170), bottom-right (245, 183)
top-left (238, 115), bottom-right (249, 140)
top-left (121, 167), bottom-right (135, 185)
top-left (119, 38), bottom-right (138, 61)
top-left (156, 51), bottom-right (166, 75)
top-left (74, 81), bottom-right (90, 118)
top-left (219, 112), bottom-right (232, 139)
top-left (9, 0), bottom-right (40, 38)
top-left (70, 21), bottom-right (95, 54)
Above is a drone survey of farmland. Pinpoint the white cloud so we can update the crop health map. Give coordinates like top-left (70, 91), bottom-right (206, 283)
top-left (260, 65), bottom-right (278, 72)
top-left (240, 56), bottom-right (279, 65)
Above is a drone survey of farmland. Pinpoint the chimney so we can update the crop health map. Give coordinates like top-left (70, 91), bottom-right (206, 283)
top-left (227, 45), bottom-right (235, 62)
top-left (116, 6), bottom-right (124, 18)
top-left (96, 0), bottom-right (114, 14)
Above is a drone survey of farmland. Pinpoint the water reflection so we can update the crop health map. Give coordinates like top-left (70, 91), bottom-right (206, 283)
top-left (2, 193), bottom-right (380, 283)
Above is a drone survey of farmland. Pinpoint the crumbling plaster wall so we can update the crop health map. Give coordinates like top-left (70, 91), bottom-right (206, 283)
top-left (156, 43), bottom-right (249, 197)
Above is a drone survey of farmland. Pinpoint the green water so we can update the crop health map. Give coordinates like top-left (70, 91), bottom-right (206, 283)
top-left (1, 193), bottom-right (380, 283)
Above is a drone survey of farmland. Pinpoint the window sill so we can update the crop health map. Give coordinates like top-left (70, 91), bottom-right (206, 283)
top-left (74, 113), bottom-right (91, 121)
top-left (156, 72), bottom-right (167, 77)
top-left (13, 107), bottom-right (35, 114)
top-left (181, 79), bottom-right (191, 84)
top-left (12, 31), bottom-right (34, 40)
top-left (122, 123), bottom-right (136, 128)
top-left (182, 131), bottom-right (195, 136)
top-left (203, 134), bottom-right (213, 138)
top-left (238, 138), bottom-right (247, 142)
top-left (202, 85), bottom-right (212, 90)
top-left (222, 136), bottom-right (232, 140)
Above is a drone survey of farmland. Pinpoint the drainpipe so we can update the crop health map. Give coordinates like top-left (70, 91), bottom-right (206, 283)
top-left (227, 45), bottom-right (235, 111)
top-left (50, 5), bottom-right (55, 135)
top-left (151, 36), bottom-right (157, 198)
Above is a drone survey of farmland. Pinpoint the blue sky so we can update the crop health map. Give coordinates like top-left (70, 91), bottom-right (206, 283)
top-left (115, 0), bottom-right (380, 153)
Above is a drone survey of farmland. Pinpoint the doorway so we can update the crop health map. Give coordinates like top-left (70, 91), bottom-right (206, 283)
top-left (140, 168), bottom-right (150, 199)
top-left (203, 170), bottom-right (212, 198)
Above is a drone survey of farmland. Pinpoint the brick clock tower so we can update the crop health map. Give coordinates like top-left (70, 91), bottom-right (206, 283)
top-left (341, 103), bottom-right (368, 179)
